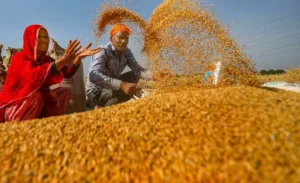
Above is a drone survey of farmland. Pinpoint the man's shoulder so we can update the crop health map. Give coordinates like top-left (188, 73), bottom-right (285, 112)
top-left (94, 43), bottom-right (112, 58)
top-left (99, 43), bottom-right (112, 50)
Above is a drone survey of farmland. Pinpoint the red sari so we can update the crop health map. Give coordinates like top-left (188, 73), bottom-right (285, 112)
top-left (0, 24), bottom-right (78, 122)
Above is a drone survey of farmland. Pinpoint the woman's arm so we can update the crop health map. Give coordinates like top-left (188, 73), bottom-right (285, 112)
top-left (61, 43), bottom-right (101, 78)
top-left (54, 39), bottom-right (81, 71)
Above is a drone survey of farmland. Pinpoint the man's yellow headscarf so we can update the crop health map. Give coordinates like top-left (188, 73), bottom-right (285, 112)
top-left (110, 24), bottom-right (131, 38)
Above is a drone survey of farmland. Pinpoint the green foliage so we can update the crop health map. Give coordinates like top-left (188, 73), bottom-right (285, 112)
top-left (260, 69), bottom-right (285, 75)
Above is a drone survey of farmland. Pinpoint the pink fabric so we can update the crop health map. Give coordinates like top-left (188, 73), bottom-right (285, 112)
top-left (0, 87), bottom-right (71, 122)
top-left (4, 90), bottom-right (44, 121)
top-left (51, 87), bottom-right (71, 116)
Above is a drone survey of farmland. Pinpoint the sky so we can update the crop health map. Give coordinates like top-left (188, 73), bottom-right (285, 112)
top-left (0, 0), bottom-right (299, 75)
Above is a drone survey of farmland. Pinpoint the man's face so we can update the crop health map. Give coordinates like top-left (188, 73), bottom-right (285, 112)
top-left (37, 28), bottom-right (50, 53)
top-left (110, 31), bottom-right (129, 52)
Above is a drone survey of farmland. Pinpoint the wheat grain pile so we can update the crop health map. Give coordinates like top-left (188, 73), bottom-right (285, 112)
top-left (1, 0), bottom-right (299, 182)
top-left (0, 86), bottom-right (299, 182)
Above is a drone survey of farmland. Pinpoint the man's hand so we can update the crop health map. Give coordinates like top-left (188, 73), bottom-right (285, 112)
top-left (120, 82), bottom-right (137, 95)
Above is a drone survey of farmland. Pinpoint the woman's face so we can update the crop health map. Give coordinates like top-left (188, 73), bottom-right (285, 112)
top-left (37, 28), bottom-right (49, 53)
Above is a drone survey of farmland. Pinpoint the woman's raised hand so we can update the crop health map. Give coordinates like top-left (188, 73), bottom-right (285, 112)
top-left (77, 43), bottom-right (101, 58)
top-left (64, 39), bottom-right (81, 65)
top-left (73, 43), bottom-right (102, 66)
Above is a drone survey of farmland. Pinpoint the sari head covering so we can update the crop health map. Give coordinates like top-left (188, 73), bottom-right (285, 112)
top-left (0, 24), bottom-right (63, 111)
top-left (110, 24), bottom-right (131, 38)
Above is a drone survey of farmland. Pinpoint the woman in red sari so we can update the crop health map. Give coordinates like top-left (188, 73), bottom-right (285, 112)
top-left (0, 24), bottom-right (100, 122)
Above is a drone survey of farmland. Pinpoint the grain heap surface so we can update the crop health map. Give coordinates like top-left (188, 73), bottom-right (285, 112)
top-left (1, 86), bottom-right (299, 182)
